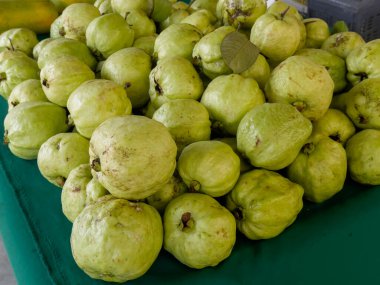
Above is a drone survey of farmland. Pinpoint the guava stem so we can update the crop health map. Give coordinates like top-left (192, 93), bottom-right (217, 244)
top-left (189, 180), bottom-right (201, 192)
top-left (292, 101), bottom-right (306, 113)
top-left (154, 77), bottom-right (163, 96)
top-left (59, 27), bottom-right (66, 37)
top-left (302, 143), bottom-right (315, 155)
top-left (56, 176), bottom-right (66, 187)
top-left (42, 78), bottom-right (49, 88)
top-left (329, 133), bottom-right (341, 143)
top-left (0, 72), bottom-right (6, 81)
top-left (10, 101), bottom-right (18, 107)
top-left (91, 158), bottom-right (101, 172)
top-left (181, 212), bottom-right (194, 230)
top-left (280, 6), bottom-right (291, 19)
top-left (7, 37), bottom-right (14, 51)
top-left (354, 72), bottom-right (368, 82)
top-left (232, 207), bottom-right (243, 220)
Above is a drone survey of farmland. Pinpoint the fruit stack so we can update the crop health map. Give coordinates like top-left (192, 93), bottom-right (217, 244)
top-left (0, 0), bottom-right (380, 283)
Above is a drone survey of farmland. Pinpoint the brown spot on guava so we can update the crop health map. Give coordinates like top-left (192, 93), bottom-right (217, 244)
top-left (72, 186), bottom-right (81, 192)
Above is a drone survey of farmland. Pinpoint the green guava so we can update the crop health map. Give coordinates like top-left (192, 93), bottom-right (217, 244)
top-left (60, 3), bottom-right (100, 43)
top-left (3, 102), bottom-right (69, 159)
top-left (50, 15), bottom-right (63, 39)
top-left (71, 196), bottom-right (163, 282)
top-left (178, 140), bottom-right (240, 197)
top-left (346, 129), bottom-right (380, 185)
top-left (86, 13), bottom-right (134, 60)
top-left (265, 55), bottom-right (334, 121)
top-left (201, 74), bottom-right (265, 135)
top-left (61, 164), bottom-right (92, 222)
top-left (321, 31), bottom-right (365, 59)
top-left (216, 0), bottom-right (266, 29)
top-left (0, 28), bottom-right (38, 57)
top-left (287, 136), bottom-right (347, 203)
top-left (303, 18), bottom-right (330, 48)
top-left (237, 103), bottom-right (312, 170)
top-left (149, 56), bottom-right (204, 108)
top-left (164, 193), bottom-right (236, 269)
top-left (151, 0), bottom-right (173, 22)
top-left (89, 115), bottom-right (177, 200)
top-left (38, 38), bottom-right (97, 70)
top-left (311, 108), bottom-right (356, 145)
top-left (0, 49), bottom-right (26, 62)
top-left (0, 55), bottom-right (39, 99)
top-left (111, 0), bottom-right (154, 17)
top-left (146, 175), bottom-right (188, 213)
top-left (346, 39), bottom-right (380, 86)
top-left (40, 56), bottom-right (95, 107)
top-left (8, 79), bottom-right (48, 111)
top-left (239, 54), bottom-right (271, 90)
top-left (192, 26), bottom-right (235, 79)
top-left (154, 23), bottom-right (202, 61)
top-left (94, 0), bottom-right (113, 14)
top-left (226, 169), bottom-right (303, 239)
top-left (295, 48), bottom-right (347, 93)
top-left (181, 9), bottom-right (218, 35)
top-left (125, 9), bottom-right (156, 39)
top-left (343, 78), bottom-right (380, 129)
top-left (37, 132), bottom-right (90, 187)
top-left (67, 79), bottom-right (132, 138)
top-left (152, 99), bottom-right (211, 154)
top-left (267, 1), bottom-right (303, 21)
top-left (32, 38), bottom-right (55, 60)
top-left (101, 47), bottom-right (152, 108)
top-left (190, 0), bottom-right (218, 16)
top-left (159, 9), bottom-right (190, 31)
top-left (85, 176), bottom-right (109, 205)
top-left (133, 35), bottom-right (157, 56)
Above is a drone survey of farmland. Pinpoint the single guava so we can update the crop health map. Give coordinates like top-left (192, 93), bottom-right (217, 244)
top-left (125, 9), bottom-right (156, 40)
top-left (86, 13), bottom-right (134, 60)
top-left (8, 79), bottom-right (48, 111)
top-left (311, 109), bottom-right (356, 145)
top-left (216, 0), bottom-right (266, 29)
top-left (201, 74), bottom-right (265, 135)
top-left (37, 132), bottom-right (90, 187)
top-left (226, 169), bottom-right (303, 239)
top-left (152, 99), bottom-right (211, 154)
top-left (151, 0), bottom-right (173, 22)
top-left (90, 115), bottom-right (177, 200)
top-left (159, 8), bottom-right (190, 31)
top-left (38, 38), bottom-right (97, 70)
top-left (0, 28), bottom-right (38, 57)
top-left (61, 164), bottom-right (92, 222)
top-left (213, 137), bottom-right (252, 173)
top-left (192, 26), bottom-right (235, 79)
top-left (111, 0), bottom-right (154, 17)
top-left (178, 140), bottom-right (240, 197)
top-left (266, 1), bottom-right (303, 21)
top-left (94, 0), bottom-right (113, 14)
top-left (71, 196), bottom-right (163, 282)
top-left (60, 3), bottom-right (100, 43)
top-left (132, 35), bottom-right (157, 56)
top-left (346, 39), bottom-right (380, 86)
top-left (32, 38), bottom-right (55, 60)
top-left (40, 56), bottom-right (95, 107)
top-left (154, 23), bottom-right (203, 61)
top-left (181, 9), bottom-right (218, 35)
top-left (146, 175), bottom-right (188, 213)
top-left (321, 31), bottom-right (365, 59)
top-left (237, 103), bottom-right (312, 170)
top-left (343, 78), bottom-right (380, 129)
top-left (85, 176), bottom-right (109, 205)
top-left (287, 136), bottom-right (347, 203)
top-left (265, 55), bottom-right (334, 121)
top-left (190, 0), bottom-right (218, 16)
top-left (101, 47), bottom-right (152, 108)
top-left (50, 15), bottom-right (63, 39)
top-left (239, 54), bottom-right (271, 90)
top-left (346, 129), bottom-right (380, 185)
top-left (164, 193), bottom-right (236, 269)
top-left (0, 55), bottom-right (39, 99)
top-left (3, 102), bottom-right (69, 159)
top-left (295, 48), bottom-right (347, 93)
top-left (149, 56), bottom-right (203, 108)
top-left (250, 9), bottom-right (301, 62)
top-left (67, 79), bottom-right (132, 138)
top-left (303, 18), bottom-right (330, 48)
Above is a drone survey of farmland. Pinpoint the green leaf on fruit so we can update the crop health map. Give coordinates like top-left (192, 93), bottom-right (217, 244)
top-left (221, 31), bottom-right (260, 74)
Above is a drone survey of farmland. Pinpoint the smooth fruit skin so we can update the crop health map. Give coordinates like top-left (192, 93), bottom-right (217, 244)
top-left (164, 193), bottom-right (236, 269)
top-left (89, 115), bottom-right (177, 200)
top-left (226, 169), bottom-right (303, 240)
top-left (71, 196), bottom-right (163, 283)
top-left (240, 54), bottom-right (271, 90)
top-left (8, 79), bottom-right (48, 111)
top-left (0, 28), bottom-right (38, 57)
top-left (304, 18), bottom-right (330, 49)
top-left (346, 129), bottom-right (380, 185)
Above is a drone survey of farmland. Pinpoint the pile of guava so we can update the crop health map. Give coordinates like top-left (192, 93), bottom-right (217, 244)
top-left (1, 0), bottom-right (380, 283)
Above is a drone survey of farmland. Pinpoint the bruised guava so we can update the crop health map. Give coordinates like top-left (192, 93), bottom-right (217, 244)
top-left (67, 79), bottom-right (132, 138)
top-left (164, 193), bottom-right (236, 269)
top-left (178, 140), bottom-right (240, 197)
top-left (40, 56), bottom-right (95, 107)
top-left (3, 102), bottom-right (69, 159)
top-left (86, 13), bottom-right (134, 60)
top-left (8, 79), bottom-right (48, 111)
top-left (101, 47), bottom-right (152, 108)
top-left (321, 31), bottom-right (365, 59)
top-left (226, 169), bottom-right (303, 239)
top-left (152, 99), bottom-right (211, 154)
top-left (0, 28), bottom-right (38, 57)
top-left (237, 103), bottom-right (312, 170)
top-left (201, 74), bottom-right (265, 135)
top-left (37, 132), bottom-right (90, 187)
top-left (71, 196), bottom-right (163, 282)
top-left (89, 115), bottom-right (177, 200)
